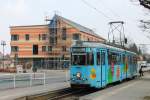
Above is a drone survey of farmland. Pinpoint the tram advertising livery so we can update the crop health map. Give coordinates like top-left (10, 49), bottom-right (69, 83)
top-left (70, 41), bottom-right (137, 88)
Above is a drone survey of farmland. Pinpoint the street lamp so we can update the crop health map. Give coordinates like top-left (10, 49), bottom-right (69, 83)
top-left (1, 41), bottom-right (6, 69)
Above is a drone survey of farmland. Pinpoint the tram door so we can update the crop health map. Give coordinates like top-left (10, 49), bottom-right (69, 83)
top-left (97, 50), bottom-right (106, 87)
top-left (100, 51), bottom-right (106, 87)
top-left (123, 54), bottom-right (127, 79)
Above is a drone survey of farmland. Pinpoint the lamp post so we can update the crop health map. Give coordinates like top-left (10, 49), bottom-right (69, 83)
top-left (1, 41), bottom-right (6, 69)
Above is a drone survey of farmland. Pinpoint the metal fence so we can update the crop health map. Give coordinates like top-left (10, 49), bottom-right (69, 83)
top-left (0, 73), bottom-right (45, 90)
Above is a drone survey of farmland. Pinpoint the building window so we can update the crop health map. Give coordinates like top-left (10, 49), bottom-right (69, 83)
top-left (25, 34), bottom-right (30, 40)
top-left (42, 34), bottom-right (47, 40)
top-left (48, 46), bottom-right (52, 51)
top-left (62, 46), bottom-right (66, 51)
top-left (50, 37), bottom-right (57, 45)
top-left (62, 28), bottom-right (67, 40)
top-left (42, 46), bottom-right (47, 52)
top-left (11, 35), bottom-right (19, 41)
top-left (33, 45), bottom-right (38, 55)
top-left (11, 46), bottom-right (19, 52)
top-left (73, 33), bottom-right (80, 40)
top-left (39, 34), bottom-right (41, 40)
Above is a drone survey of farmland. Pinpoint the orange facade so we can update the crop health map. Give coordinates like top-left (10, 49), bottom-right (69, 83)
top-left (10, 15), bottom-right (106, 68)
top-left (10, 25), bottom-right (50, 59)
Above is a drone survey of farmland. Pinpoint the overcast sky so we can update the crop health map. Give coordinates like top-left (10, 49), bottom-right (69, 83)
top-left (0, 0), bottom-right (150, 54)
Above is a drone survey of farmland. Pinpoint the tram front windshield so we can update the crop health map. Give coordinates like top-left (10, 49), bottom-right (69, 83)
top-left (72, 53), bottom-right (94, 66)
top-left (72, 54), bottom-right (86, 65)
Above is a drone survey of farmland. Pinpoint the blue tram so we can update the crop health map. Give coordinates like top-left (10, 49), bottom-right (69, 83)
top-left (70, 41), bottom-right (137, 88)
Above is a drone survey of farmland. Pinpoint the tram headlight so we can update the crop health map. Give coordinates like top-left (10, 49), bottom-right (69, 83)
top-left (76, 72), bottom-right (81, 78)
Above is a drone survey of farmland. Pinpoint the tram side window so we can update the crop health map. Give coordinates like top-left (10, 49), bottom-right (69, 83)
top-left (133, 57), bottom-right (137, 64)
top-left (119, 55), bottom-right (121, 64)
top-left (112, 54), bottom-right (117, 64)
top-left (128, 56), bottom-right (132, 64)
top-left (101, 52), bottom-right (105, 65)
top-left (117, 54), bottom-right (121, 64)
top-left (87, 52), bottom-right (94, 65)
top-left (97, 52), bottom-right (100, 65)
top-left (129, 56), bottom-right (133, 64)
top-left (108, 52), bottom-right (111, 65)
top-left (108, 52), bottom-right (118, 65)
top-left (123, 55), bottom-right (125, 64)
top-left (132, 56), bottom-right (134, 64)
top-left (131, 56), bottom-right (133, 64)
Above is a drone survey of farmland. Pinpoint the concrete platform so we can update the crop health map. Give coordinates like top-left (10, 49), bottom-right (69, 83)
top-left (80, 72), bottom-right (150, 100)
top-left (0, 82), bottom-right (70, 100)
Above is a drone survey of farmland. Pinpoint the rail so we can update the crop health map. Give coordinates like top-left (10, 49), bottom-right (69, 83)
top-left (16, 87), bottom-right (98, 100)
top-left (47, 89), bottom-right (83, 100)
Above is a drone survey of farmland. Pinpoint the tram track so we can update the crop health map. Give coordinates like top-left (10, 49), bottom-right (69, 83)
top-left (47, 89), bottom-right (83, 100)
top-left (15, 75), bottom-right (140, 100)
top-left (16, 87), bottom-right (98, 100)
top-left (46, 88), bottom-right (98, 100)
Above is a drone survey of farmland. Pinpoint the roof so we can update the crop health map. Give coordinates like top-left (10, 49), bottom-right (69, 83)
top-left (49, 14), bottom-right (105, 40)
top-left (10, 24), bottom-right (48, 29)
top-left (72, 41), bottom-right (137, 55)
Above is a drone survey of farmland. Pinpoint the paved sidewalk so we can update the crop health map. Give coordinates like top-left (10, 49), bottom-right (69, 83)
top-left (81, 72), bottom-right (150, 100)
top-left (0, 82), bottom-right (70, 100)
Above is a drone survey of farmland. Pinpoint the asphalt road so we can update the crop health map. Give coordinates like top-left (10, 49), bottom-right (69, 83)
top-left (0, 70), bottom-right (70, 90)
top-left (81, 72), bottom-right (150, 100)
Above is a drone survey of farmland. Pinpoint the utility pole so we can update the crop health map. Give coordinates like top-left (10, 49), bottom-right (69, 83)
top-left (1, 41), bottom-right (6, 69)
top-left (108, 21), bottom-right (125, 46)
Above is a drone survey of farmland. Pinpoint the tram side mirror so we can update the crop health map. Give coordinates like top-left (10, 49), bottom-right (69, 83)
top-left (124, 38), bottom-right (127, 44)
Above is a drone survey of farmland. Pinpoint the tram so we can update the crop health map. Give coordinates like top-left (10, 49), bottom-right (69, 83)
top-left (70, 41), bottom-right (137, 88)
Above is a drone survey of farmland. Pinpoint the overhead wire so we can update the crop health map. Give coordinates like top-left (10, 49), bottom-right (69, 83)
top-left (81, 0), bottom-right (112, 20)
top-left (81, 0), bottom-right (138, 24)
top-left (95, 0), bottom-right (121, 19)
top-left (96, 0), bottom-right (138, 23)
top-left (81, 0), bottom-right (150, 42)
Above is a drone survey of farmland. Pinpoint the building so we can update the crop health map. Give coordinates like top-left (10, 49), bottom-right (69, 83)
top-left (0, 53), bottom-right (12, 69)
top-left (10, 14), bottom-right (106, 69)
top-left (0, 52), bottom-right (3, 68)
top-left (0, 52), bottom-right (2, 59)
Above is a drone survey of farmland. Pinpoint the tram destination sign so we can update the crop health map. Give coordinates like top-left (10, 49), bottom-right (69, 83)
top-left (72, 47), bottom-right (86, 52)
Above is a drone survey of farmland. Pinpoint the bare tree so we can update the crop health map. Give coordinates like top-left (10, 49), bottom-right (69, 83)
top-left (131, 0), bottom-right (150, 9)
top-left (139, 0), bottom-right (150, 9)
top-left (128, 43), bottom-right (142, 54)
top-left (131, 0), bottom-right (150, 34)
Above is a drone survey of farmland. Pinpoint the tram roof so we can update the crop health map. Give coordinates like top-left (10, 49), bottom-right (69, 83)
top-left (72, 41), bottom-right (137, 55)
